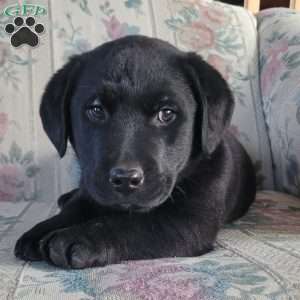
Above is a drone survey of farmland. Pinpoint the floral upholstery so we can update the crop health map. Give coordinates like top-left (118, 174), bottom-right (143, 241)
top-left (258, 8), bottom-right (300, 197)
top-left (0, 0), bottom-right (300, 299)
top-left (4, 192), bottom-right (300, 299)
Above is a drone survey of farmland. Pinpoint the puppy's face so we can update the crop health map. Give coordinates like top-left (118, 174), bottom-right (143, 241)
top-left (40, 36), bottom-right (234, 212)
top-left (70, 40), bottom-right (197, 211)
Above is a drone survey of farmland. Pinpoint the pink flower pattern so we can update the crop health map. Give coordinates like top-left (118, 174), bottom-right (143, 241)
top-left (102, 261), bottom-right (212, 299)
top-left (235, 195), bottom-right (300, 232)
top-left (102, 16), bottom-right (127, 40)
top-left (202, 6), bottom-right (230, 26)
top-left (102, 16), bottom-right (139, 40)
top-left (0, 164), bottom-right (23, 202)
top-left (179, 22), bottom-right (215, 51)
top-left (207, 54), bottom-right (231, 80)
top-left (261, 39), bottom-right (289, 96)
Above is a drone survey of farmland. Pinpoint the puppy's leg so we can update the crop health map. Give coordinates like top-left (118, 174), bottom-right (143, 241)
top-left (14, 190), bottom-right (94, 261)
top-left (39, 205), bottom-right (219, 269)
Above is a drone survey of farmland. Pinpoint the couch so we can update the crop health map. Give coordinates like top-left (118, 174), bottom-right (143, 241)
top-left (0, 0), bottom-right (300, 299)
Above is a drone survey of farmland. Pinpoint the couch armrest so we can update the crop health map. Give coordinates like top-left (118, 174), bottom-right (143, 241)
top-left (257, 8), bottom-right (300, 196)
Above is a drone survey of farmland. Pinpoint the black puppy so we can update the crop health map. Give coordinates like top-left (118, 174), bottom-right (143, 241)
top-left (15, 36), bottom-right (256, 269)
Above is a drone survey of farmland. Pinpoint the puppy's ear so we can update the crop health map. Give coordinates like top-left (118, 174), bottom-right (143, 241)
top-left (39, 56), bottom-right (81, 157)
top-left (182, 52), bottom-right (234, 157)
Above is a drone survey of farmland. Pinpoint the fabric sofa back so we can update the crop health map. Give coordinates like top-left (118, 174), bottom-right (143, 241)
top-left (3, 0), bottom-right (300, 204)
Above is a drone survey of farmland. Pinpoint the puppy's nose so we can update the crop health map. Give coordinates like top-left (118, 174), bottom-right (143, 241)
top-left (109, 167), bottom-right (144, 193)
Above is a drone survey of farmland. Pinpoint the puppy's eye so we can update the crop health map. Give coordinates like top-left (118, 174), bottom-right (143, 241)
top-left (157, 108), bottom-right (176, 124)
top-left (86, 105), bottom-right (106, 121)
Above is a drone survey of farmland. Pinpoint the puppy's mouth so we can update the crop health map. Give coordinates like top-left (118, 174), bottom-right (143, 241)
top-left (92, 189), bottom-right (172, 213)
top-left (111, 192), bottom-right (170, 213)
top-left (112, 203), bottom-right (152, 213)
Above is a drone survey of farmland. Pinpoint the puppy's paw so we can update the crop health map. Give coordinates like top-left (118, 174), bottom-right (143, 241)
top-left (39, 228), bottom-right (103, 269)
top-left (15, 232), bottom-right (43, 261)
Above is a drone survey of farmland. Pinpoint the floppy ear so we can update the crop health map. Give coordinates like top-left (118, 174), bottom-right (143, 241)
top-left (182, 52), bottom-right (235, 158)
top-left (39, 56), bottom-right (81, 157)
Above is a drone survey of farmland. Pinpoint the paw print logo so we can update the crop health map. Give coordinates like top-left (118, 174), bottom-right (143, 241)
top-left (5, 17), bottom-right (45, 48)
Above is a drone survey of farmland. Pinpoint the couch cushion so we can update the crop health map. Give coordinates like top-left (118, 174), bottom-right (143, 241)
top-left (257, 8), bottom-right (300, 197)
top-left (0, 191), bottom-right (298, 299)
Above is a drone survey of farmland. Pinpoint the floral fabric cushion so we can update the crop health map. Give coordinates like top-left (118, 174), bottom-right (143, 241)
top-left (257, 8), bottom-right (300, 197)
top-left (1, 191), bottom-right (297, 299)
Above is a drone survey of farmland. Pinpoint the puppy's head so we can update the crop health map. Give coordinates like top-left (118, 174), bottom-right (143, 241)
top-left (40, 36), bottom-right (234, 211)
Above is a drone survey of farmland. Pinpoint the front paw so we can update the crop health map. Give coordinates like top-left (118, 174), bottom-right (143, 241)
top-left (39, 227), bottom-right (105, 269)
top-left (15, 232), bottom-right (43, 261)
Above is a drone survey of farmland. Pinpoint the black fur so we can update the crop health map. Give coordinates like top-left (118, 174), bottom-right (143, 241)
top-left (14, 36), bottom-right (256, 269)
